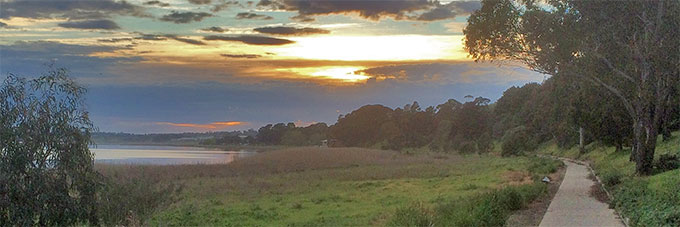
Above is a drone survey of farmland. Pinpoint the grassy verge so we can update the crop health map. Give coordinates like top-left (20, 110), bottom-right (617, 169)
top-left (96, 147), bottom-right (561, 226)
top-left (539, 132), bottom-right (680, 226)
top-left (387, 157), bottom-right (561, 226)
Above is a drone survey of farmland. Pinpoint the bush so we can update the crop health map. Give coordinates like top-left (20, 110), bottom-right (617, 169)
top-left (0, 69), bottom-right (99, 225)
top-left (527, 157), bottom-right (562, 175)
top-left (387, 202), bottom-right (433, 227)
top-left (97, 177), bottom-right (181, 225)
top-left (600, 170), bottom-right (623, 187)
top-left (501, 127), bottom-right (537, 156)
top-left (654, 154), bottom-right (680, 173)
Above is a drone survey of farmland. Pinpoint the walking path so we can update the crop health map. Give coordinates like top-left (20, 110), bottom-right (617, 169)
top-left (539, 160), bottom-right (625, 227)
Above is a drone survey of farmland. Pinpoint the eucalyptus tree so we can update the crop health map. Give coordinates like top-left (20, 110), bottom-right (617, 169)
top-left (0, 68), bottom-right (98, 225)
top-left (465, 0), bottom-right (680, 175)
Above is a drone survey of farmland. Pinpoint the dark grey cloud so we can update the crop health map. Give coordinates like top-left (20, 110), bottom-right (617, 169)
top-left (204, 35), bottom-right (294, 45)
top-left (188, 0), bottom-right (211, 4)
top-left (136, 34), bottom-right (168, 41)
top-left (133, 34), bottom-right (205, 45)
top-left (98, 37), bottom-right (135, 43)
top-left (201, 26), bottom-right (228, 33)
top-left (211, 1), bottom-right (239, 12)
top-left (58, 19), bottom-right (121, 30)
top-left (449, 1), bottom-right (482, 13)
top-left (0, 41), bottom-right (122, 55)
top-left (160, 11), bottom-right (213, 24)
top-left (416, 1), bottom-right (481, 21)
top-left (144, 0), bottom-right (170, 7)
top-left (220, 54), bottom-right (262, 58)
top-left (256, 0), bottom-right (480, 21)
top-left (164, 35), bottom-right (206, 45)
top-left (256, 0), bottom-right (429, 21)
top-left (416, 7), bottom-right (456, 21)
top-left (235, 12), bottom-right (273, 20)
top-left (0, 0), bottom-right (148, 19)
top-left (359, 62), bottom-right (543, 84)
top-left (253, 26), bottom-right (330, 36)
top-left (0, 21), bottom-right (7, 27)
top-left (0, 41), bottom-right (139, 84)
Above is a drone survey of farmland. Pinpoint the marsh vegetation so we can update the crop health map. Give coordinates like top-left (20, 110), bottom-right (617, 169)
top-left (95, 147), bottom-right (561, 226)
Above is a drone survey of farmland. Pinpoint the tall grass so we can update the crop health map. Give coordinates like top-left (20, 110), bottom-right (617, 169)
top-left (94, 148), bottom-right (464, 225)
top-left (388, 157), bottom-right (560, 226)
top-left (95, 147), bottom-right (560, 225)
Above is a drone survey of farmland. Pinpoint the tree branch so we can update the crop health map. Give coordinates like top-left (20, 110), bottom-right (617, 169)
top-left (595, 53), bottom-right (635, 83)
top-left (582, 73), bottom-right (637, 120)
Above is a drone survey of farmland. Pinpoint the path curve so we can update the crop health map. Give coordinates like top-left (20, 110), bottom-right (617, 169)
top-left (539, 160), bottom-right (624, 227)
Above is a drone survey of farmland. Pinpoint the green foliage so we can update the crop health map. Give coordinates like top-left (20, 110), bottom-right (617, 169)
top-left (387, 202), bottom-right (434, 227)
top-left (612, 177), bottom-right (680, 227)
top-left (501, 127), bottom-right (536, 156)
top-left (0, 69), bottom-right (98, 225)
top-left (599, 170), bottom-right (623, 187)
top-left (466, 0), bottom-right (680, 175)
top-left (654, 154), bottom-right (680, 173)
top-left (330, 105), bottom-right (393, 147)
top-left (527, 157), bottom-right (562, 175)
top-left (258, 122), bottom-right (328, 146)
top-left (390, 183), bottom-right (547, 227)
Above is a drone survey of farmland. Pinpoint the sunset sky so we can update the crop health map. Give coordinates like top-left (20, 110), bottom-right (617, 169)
top-left (0, 0), bottom-right (546, 133)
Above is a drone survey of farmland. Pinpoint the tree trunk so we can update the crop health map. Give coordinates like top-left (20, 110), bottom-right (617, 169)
top-left (632, 111), bottom-right (659, 175)
top-left (579, 126), bottom-right (585, 154)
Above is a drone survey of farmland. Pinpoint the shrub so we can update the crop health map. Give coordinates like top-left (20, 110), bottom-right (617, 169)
top-left (0, 69), bottom-right (99, 225)
top-left (527, 157), bottom-right (562, 175)
top-left (654, 154), bottom-right (680, 173)
top-left (600, 170), bottom-right (623, 187)
top-left (387, 202), bottom-right (433, 227)
top-left (501, 127), bottom-right (537, 156)
top-left (96, 176), bottom-right (181, 225)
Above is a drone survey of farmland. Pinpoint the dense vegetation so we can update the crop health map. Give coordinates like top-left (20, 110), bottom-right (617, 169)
top-left (465, 0), bottom-right (679, 175)
top-left (0, 69), bottom-right (98, 225)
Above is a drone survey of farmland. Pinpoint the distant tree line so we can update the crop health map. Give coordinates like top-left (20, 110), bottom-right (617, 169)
top-left (248, 72), bottom-right (680, 159)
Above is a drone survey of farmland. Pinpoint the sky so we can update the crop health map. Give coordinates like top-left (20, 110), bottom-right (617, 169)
top-left (0, 0), bottom-right (546, 133)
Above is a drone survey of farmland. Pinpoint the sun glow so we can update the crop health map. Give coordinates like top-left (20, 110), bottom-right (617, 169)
top-left (276, 66), bottom-right (370, 82)
top-left (272, 35), bottom-right (467, 61)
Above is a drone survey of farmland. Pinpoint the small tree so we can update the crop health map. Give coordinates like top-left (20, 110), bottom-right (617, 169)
top-left (0, 68), bottom-right (98, 225)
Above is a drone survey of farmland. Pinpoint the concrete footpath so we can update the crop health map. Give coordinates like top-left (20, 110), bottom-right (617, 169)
top-left (539, 161), bottom-right (625, 227)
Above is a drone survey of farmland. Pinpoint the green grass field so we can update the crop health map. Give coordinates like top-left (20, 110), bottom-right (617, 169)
top-left (539, 133), bottom-right (680, 226)
top-left (97, 147), bottom-right (560, 226)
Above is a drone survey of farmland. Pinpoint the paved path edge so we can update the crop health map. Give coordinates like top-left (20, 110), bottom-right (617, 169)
top-left (538, 155), bottom-right (630, 227)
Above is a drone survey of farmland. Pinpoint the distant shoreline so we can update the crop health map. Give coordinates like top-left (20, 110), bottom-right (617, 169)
top-left (90, 142), bottom-right (282, 153)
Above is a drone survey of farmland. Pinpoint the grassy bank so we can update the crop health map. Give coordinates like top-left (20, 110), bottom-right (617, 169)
top-left (540, 133), bottom-right (680, 226)
top-left (97, 147), bottom-right (561, 226)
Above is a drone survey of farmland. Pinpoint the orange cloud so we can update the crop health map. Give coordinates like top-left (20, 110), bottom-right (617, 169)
top-left (156, 121), bottom-right (247, 130)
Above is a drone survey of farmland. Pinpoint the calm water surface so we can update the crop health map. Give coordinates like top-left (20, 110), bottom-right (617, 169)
top-left (91, 145), bottom-right (255, 165)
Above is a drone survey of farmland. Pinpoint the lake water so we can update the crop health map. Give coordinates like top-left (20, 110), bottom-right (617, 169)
top-left (91, 145), bottom-right (255, 165)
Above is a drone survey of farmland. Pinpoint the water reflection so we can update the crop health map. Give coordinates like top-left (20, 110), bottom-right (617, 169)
top-left (91, 145), bottom-right (254, 165)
